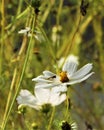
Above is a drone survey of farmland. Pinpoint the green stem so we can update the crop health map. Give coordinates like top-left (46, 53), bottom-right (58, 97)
top-left (47, 107), bottom-right (55, 130)
top-left (1, 17), bottom-right (36, 130)
top-left (0, 0), bottom-right (5, 76)
top-left (56, 0), bottom-right (63, 26)
top-left (38, 25), bottom-right (56, 62)
top-left (65, 94), bottom-right (69, 121)
top-left (17, 0), bottom-right (23, 15)
top-left (64, 15), bottom-right (82, 58)
top-left (1, 68), bottom-right (17, 130)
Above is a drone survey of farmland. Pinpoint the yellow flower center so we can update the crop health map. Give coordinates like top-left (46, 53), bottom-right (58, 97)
top-left (59, 71), bottom-right (69, 83)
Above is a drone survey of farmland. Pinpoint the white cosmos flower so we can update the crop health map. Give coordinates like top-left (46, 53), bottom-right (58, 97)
top-left (18, 27), bottom-right (30, 35)
top-left (16, 87), bottom-right (66, 110)
top-left (18, 27), bottom-right (44, 42)
top-left (32, 60), bottom-right (94, 89)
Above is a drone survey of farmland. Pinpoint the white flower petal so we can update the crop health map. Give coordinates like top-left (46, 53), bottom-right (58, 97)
top-left (70, 63), bottom-right (93, 80)
top-left (48, 91), bottom-right (60, 103)
top-left (63, 61), bottom-right (78, 76)
top-left (52, 85), bottom-right (67, 93)
top-left (32, 76), bottom-right (53, 83)
top-left (58, 54), bottom-right (79, 69)
top-left (35, 82), bottom-right (61, 89)
top-left (66, 55), bottom-right (79, 64)
top-left (51, 94), bottom-right (66, 106)
top-left (43, 71), bottom-right (56, 78)
top-left (18, 27), bottom-right (30, 34)
top-left (66, 72), bottom-right (94, 85)
top-left (16, 90), bottom-right (39, 109)
top-left (34, 87), bottom-right (66, 106)
top-left (25, 27), bottom-right (31, 31)
top-left (32, 75), bottom-right (46, 80)
top-left (35, 88), bottom-right (51, 104)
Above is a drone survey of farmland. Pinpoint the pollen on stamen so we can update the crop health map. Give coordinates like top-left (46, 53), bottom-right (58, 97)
top-left (59, 71), bottom-right (69, 83)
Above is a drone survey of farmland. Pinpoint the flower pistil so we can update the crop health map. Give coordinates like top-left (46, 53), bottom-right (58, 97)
top-left (60, 71), bottom-right (69, 83)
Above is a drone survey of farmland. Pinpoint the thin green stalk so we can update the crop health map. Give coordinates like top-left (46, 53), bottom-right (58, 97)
top-left (56, 0), bottom-right (63, 26)
top-left (55, 0), bottom-right (63, 58)
top-left (64, 15), bottom-right (82, 58)
top-left (41, 2), bottom-right (52, 25)
top-left (47, 107), bottom-right (55, 130)
top-left (5, 7), bottom-right (29, 30)
top-left (38, 25), bottom-right (56, 61)
top-left (64, 93), bottom-right (70, 121)
top-left (1, 68), bottom-right (17, 129)
top-left (17, 0), bottom-right (23, 15)
top-left (1, 17), bottom-right (36, 130)
top-left (59, 15), bottom-right (82, 69)
top-left (0, 0), bottom-right (5, 76)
